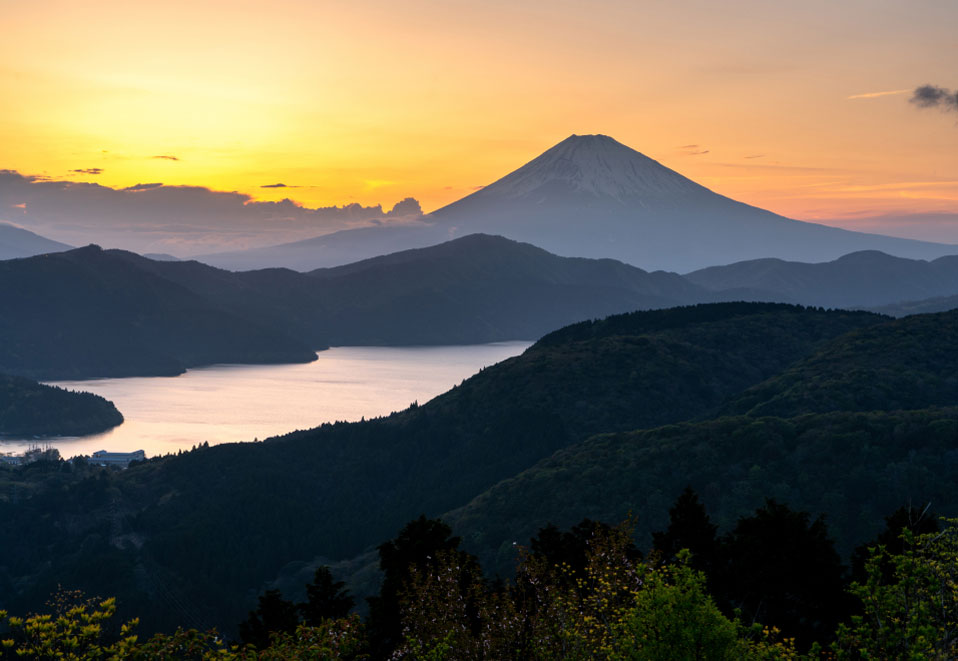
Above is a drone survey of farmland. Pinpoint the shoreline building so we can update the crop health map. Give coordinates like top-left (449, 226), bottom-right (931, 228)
top-left (90, 449), bottom-right (145, 468)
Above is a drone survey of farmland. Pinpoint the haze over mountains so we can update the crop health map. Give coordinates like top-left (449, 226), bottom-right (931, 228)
top-left (687, 250), bottom-right (958, 309)
top-left (199, 135), bottom-right (957, 273)
top-left (0, 235), bottom-right (724, 379)
top-left (0, 221), bottom-right (72, 260)
top-left (7, 234), bottom-right (958, 384)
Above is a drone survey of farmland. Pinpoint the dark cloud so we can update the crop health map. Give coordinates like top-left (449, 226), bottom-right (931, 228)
top-left (679, 144), bottom-right (699, 149)
top-left (0, 169), bottom-right (424, 256)
top-left (261, 183), bottom-right (289, 188)
top-left (910, 85), bottom-right (958, 112)
top-left (69, 168), bottom-right (103, 175)
top-left (152, 155), bottom-right (180, 161)
top-left (745, 154), bottom-right (765, 159)
top-left (386, 197), bottom-right (422, 217)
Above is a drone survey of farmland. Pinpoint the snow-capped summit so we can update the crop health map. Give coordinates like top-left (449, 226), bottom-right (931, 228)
top-left (477, 134), bottom-right (708, 202)
top-left (197, 135), bottom-right (957, 273)
top-left (428, 135), bottom-right (957, 271)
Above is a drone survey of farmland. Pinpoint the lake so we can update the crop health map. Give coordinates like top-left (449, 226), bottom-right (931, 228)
top-left (1, 343), bottom-right (531, 459)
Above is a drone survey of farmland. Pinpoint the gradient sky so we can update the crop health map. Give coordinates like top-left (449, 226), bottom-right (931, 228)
top-left (2, 0), bottom-right (956, 237)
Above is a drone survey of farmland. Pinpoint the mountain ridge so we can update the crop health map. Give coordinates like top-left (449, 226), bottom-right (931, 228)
top-left (195, 135), bottom-right (958, 273)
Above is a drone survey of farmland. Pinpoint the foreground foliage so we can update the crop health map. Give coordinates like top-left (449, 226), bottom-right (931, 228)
top-left (6, 515), bottom-right (958, 660)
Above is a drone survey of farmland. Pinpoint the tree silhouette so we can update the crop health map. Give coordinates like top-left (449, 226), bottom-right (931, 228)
top-left (365, 515), bottom-right (466, 659)
top-left (851, 503), bottom-right (939, 583)
top-left (298, 566), bottom-right (354, 626)
top-left (718, 499), bottom-right (850, 651)
top-left (238, 589), bottom-right (298, 649)
top-left (652, 486), bottom-right (718, 576)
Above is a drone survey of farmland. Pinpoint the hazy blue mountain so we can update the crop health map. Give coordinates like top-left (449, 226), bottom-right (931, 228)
top-left (99, 234), bottom-right (727, 347)
top-left (303, 233), bottom-right (716, 344)
top-left (193, 135), bottom-right (958, 273)
top-left (869, 293), bottom-right (958, 317)
top-left (687, 251), bottom-right (958, 308)
top-left (431, 135), bottom-right (957, 272)
top-left (0, 234), bottom-right (727, 378)
top-left (0, 222), bottom-right (72, 260)
top-left (197, 223), bottom-right (448, 271)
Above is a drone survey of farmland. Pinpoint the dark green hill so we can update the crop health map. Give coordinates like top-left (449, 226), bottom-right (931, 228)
top-left (443, 409), bottom-right (958, 576)
top-left (0, 245), bottom-right (317, 379)
top-left (0, 373), bottom-right (122, 436)
top-left (0, 303), bottom-right (881, 633)
top-left (721, 309), bottom-right (958, 417)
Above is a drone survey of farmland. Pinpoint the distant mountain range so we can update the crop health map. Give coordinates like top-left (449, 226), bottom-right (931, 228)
top-left (0, 235), bottom-right (720, 378)
top-left (687, 250), bottom-right (958, 309)
top-left (0, 222), bottom-right (71, 260)
top-left (197, 135), bottom-right (958, 273)
top-left (7, 234), bottom-right (958, 379)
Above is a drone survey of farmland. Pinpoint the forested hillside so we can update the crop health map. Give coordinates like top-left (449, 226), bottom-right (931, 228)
top-left (444, 408), bottom-right (958, 577)
top-left (0, 246), bottom-right (316, 379)
top-left (0, 373), bottom-right (123, 436)
top-left (0, 303), bottom-right (884, 634)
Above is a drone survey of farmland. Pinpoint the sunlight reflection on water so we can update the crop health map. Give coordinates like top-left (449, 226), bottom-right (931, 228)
top-left (1, 343), bottom-right (530, 459)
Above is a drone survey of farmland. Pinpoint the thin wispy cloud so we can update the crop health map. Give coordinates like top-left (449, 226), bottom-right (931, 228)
top-left (744, 154), bottom-right (765, 159)
top-left (910, 84), bottom-right (958, 113)
top-left (678, 144), bottom-right (709, 156)
top-left (846, 89), bottom-right (909, 100)
top-left (69, 168), bottom-right (103, 175)
top-left (261, 183), bottom-right (299, 189)
top-left (151, 155), bottom-right (180, 161)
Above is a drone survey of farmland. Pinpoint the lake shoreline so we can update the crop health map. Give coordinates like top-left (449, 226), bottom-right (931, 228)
top-left (0, 342), bottom-right (530, 459)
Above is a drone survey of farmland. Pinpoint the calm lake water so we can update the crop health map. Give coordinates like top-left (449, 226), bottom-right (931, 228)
top-left (1, 343), bottom-right (530, 459)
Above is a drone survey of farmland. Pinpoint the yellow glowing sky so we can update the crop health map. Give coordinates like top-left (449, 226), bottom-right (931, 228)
top-left (2, 0), bottom-right (957, 226)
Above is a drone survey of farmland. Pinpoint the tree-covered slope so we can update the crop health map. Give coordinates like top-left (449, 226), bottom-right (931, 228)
top-left (0, 373), bottom-right (123, 436)
top-left (0, 303), bottom-right (881, 633)
top-left (0, 246), bottom-right (317, 379)
top-left (443, 409), bottom-right (958, 576)
top-left (721, 309), bottom-right (958, 417)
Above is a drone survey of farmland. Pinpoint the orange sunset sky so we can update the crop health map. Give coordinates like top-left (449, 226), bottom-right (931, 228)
top-left (2, 0), bottom-right (956, 239)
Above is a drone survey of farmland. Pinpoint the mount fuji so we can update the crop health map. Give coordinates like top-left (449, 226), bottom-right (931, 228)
top-left (200, 135), bottom-right (957, 272)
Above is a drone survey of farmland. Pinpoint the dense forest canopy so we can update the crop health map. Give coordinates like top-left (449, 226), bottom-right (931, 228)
top-left (4, 301), bottom-right (958, 642)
